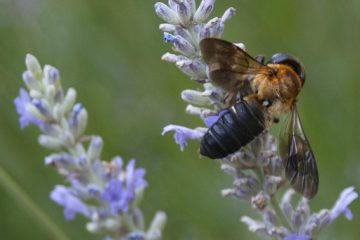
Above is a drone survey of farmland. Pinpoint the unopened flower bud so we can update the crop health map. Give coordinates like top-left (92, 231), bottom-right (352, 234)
top-left (25, 54), bottom-right (42, 79)
top-left (159, 23), bottom-right (176, 32)
top-left (146, 211), bottom-right (167, 240)
top-left (181, 89), bottom-right (211, 105)
top-left (154, 2), bottom-right (180, 24)
top-left (87, 136), bottom-right (103, 162)
top-left (22, 71), bottom-right (41, 91)
top-left (176, 1), bottom-right (192, 25)
top-left (43, 65), bottom-right (60, 85)
top-left (38, 134), bottom-right (63, 149)
top-left (193, 0), bottom-right (214, 23)
top-left (63, 88), bottom-right (77, 114)
top-left (221, 7), bottom-right (236, 22)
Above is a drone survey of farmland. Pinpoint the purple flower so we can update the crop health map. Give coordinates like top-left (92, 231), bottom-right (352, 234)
top-left (329, 186), bottom-right (358, 222)
top-left (14, 88), bottom-right (45, 129)
top-left (162, 124), bottom-right (204, 151)
top-left (50, 185), bottom-right (92, 220)
top-left (101, 160), bottom-right (147, 215)
top-left (203, 110), bottom-right (227, 127)
top-left (101, 179), bottom-right (129, 214)
top-left (284, 233), bottom-right (311, 240)
top-left (125, 160), bottom-right (147, 200)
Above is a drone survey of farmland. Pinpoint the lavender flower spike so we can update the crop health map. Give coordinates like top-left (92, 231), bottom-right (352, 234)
top-left (156, 1), bottom-right (358, 239)
top-left (15, 54), bottom-right (166, 239)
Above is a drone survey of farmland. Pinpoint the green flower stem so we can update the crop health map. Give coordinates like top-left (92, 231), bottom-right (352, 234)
top-left (270, 194), bottom-right (293, 232)
top-left (0, 166), bottom-right (70, 240)
top-left (255, 167), bottom-right (293, 231)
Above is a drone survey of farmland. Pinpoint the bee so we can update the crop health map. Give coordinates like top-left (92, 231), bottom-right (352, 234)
top-left (199, 38), bottom-right (319, 199)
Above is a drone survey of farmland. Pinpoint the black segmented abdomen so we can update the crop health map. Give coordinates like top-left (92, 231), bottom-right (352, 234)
top-left (200, 101), bottom-right (265, 159)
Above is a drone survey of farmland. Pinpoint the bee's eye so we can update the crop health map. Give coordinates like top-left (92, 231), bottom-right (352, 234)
top-left (262, 99), bottom-right (271, 107)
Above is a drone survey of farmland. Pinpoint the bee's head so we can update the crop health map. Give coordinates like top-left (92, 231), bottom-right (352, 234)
top-left (268, 53), bottom-right (305, 87)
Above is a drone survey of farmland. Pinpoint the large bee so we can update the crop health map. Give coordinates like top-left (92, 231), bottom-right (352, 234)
top-left (199, 38), bottom-right (319, 199)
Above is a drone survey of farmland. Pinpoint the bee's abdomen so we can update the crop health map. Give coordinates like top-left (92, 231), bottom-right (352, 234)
top-left (200, 101), bottom-right (265, 159)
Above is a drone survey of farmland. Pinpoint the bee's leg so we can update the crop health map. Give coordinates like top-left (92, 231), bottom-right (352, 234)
top-left (224, 91), bottom-right (237, 107)
top-left (255, 54), bottom-right (265, 64)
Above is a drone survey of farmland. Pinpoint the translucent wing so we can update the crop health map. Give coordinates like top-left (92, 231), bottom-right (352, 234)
top-left (279, 105), bottom-right (319, 199)
top-left (200, 38), bottom-right (271, 93)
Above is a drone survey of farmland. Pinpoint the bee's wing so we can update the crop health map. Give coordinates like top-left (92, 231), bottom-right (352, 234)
top-left (200, 38), bottom-right (270, 90)
top-left (279, 105), bottom-right (319, 199)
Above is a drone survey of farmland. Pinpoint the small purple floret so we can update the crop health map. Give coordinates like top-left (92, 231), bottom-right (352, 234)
top-left (162, 124), bottom-right (204, 151)
top-left (329, 186), bottom-right (358, 222)
top-left (101, 160), bottom-right (147, 215)
top-left (14, 88), bottom-right (45, 129)
top-left (50, 185), bottom-right (91, 220)
top-left (203, 110), bottom-right (227, 127)
top-left (125, 160), bottom-right (147, 200)
top-left (101, 179), bottom-right (128, 214)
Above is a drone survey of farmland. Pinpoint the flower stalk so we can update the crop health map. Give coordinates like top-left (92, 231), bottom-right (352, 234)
top-left (0, 166), bottom-right (70, 240)
top-left (271, 194), bottom-right (292, 232)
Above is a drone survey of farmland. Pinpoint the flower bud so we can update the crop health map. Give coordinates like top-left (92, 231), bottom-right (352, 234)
top-left (172, 35), bottom-right (196, 56)
top-left (43, 65), bottom-right (60, 85)
top-left (26, 102), bottom-right (47, 121)
top-left (193, 0), bottom-right (214, 23)
top-left (22, 71), bottom-right (41, 91)
top-left (25, 54), bottom-right (42, 79)
top-left (87, 136), bottom-right (103, 163)
top-left (222, 7), bottom-right (236, 22)
top-left (176, 0), bottom-right (192, 25)
top-left (154, 2), bottom-right (180, 24)
top-left (181, 89), bottom-right (211, 105)
top-left (159, 23), bottom-right (176, 32)
top-left (38, 134), bottom-right (63, 149)
top-left (146, 211), bottom-right (167, 240)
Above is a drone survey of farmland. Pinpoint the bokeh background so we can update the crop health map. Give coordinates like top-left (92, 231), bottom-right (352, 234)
top-left (0, 0), bottom-right (359, 239)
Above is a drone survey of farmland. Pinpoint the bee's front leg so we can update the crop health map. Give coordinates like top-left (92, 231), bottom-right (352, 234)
top-left (255, 54), bottom-right (265, 64)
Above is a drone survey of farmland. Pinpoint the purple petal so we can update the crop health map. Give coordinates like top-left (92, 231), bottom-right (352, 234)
top-left (344, 208), bottom-right (353, 220)
top-left (50, 185), bottom-right (91, 220)
top-left (284, 233), bottom-right (311, 240)
top-left (101, 179), bottom-right (128, 214)
top-left (329, 186), bottom-right (358, 222)
top-left (162, 124), bottom-right (204, 151)
top-left (14, 88), bottom-right (45, 129)
top-left (203, 110), bottom-right (227, 127)
top-left (125, 160), bottom-right (147, 200)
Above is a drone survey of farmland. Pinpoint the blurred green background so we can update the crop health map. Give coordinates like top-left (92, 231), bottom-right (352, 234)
top-left (0, 0), bottom-right (359, 239)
